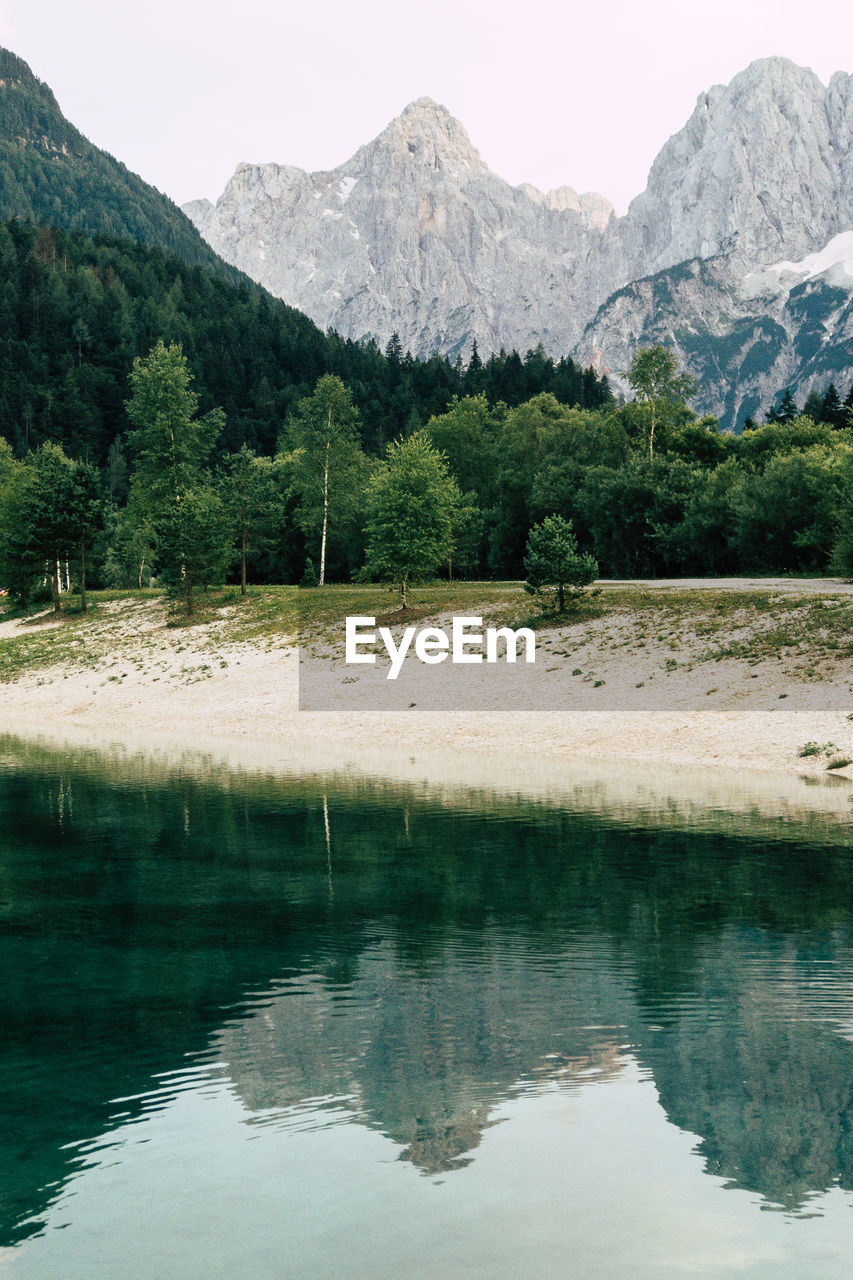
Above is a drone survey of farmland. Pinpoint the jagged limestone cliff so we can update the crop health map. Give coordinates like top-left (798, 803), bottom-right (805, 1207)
top-left (185, 59), bottom-right (853, 425)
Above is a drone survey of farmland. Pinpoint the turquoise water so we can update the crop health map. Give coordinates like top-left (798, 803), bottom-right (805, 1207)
top-left (1, 738), bottom-right (853, 1277)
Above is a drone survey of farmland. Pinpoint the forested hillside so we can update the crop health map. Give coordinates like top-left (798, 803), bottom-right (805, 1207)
top-left (0, 220), bottom-right (612, 464)
top-left (0, 48), bottom-right (243, 282)
top-left (1, 338), bottom-right (851, 609)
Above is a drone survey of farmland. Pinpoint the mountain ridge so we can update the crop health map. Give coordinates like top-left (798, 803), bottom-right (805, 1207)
top-left (184, 57), bottom-right (853, 426)
top-left (0, 47), bottom-right (246, 284)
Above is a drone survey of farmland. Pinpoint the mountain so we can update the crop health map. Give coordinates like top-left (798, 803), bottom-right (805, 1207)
top-left (0, 48), bottom-right (242, 283)
top-left (185, 59), bottom-right (853, 427)
top-left (577, 236), bottom-right (853, 427)
top-left (612, 58), bottom-right (853, 279)
top-left (184, 97), bottom-right (615, 360)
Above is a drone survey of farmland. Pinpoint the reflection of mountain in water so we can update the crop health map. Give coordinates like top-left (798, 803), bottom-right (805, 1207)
top-left (214, 943), bottom-right (634, 1174)
top-left (214, 929), bottom-right (853, 1199)
top-left (638, 928), bottom-right (853, 1213)
top-left (1, 737), bottom-right (853, 1242)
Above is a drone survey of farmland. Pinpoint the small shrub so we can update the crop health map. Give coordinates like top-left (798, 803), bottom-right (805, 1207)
top-left (798, 741), bottom-right (835, 758)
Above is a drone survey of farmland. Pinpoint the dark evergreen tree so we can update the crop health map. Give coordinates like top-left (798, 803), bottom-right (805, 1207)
top-left (68, 460), bottom-right (104, 611)
top-left (844, 385), bottom-right (853, 428)
top-left (802, 389), bottom-right (825, 421)
top-left (523, 515), bottom-right (597, 612)
top-left (384, 332), bottom-right (403, 371)
top-left (821, 383), bottom-right (846, 429)
top-left (767, 389), bottom-right (798, 424)
top-left (464, 341), bottom-right (484, 394)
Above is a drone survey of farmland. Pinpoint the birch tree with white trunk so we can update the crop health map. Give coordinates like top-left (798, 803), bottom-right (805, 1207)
top-left (285, 375), bottom-right (366, 585)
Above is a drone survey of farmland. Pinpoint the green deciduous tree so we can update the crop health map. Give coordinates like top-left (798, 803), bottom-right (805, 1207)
top-left (125, 340), bottom-right (227, 614)
top-left (220, 445), bottom-right (289, 596)
top-left (834, 446), bottom-right (853, 576)
top-left (0, 436), bottom-right (27, 600)
top-left (68, 460), bottom-right (103, 611)
top-left (425, 394), bottom-right (503, 508)
top-left (362, 433), bottom-right (462, 609)
top-left (284, 374), bottom-right (367, 585)
top-left (102, 497), bottom-right (156, 590)
top-left (523, 515), bottom-right (598, 613)
top-left (8, 442), bottom-right (79, 610)
top-left (126, 340), bottom-right (223, 510)
top-left (731, 445), bottom-right (846, 572)
top-left (627, 345), bottom-right (696, 459)
top-left (154, 486), bottom-right (230, 614)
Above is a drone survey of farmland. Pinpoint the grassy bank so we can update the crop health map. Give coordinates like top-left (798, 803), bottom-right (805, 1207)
top-left (1, 580), bottom-right (852, 688)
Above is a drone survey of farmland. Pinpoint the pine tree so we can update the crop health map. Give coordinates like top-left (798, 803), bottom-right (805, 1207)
top-left (767, 389), bottom-right (798, 424)
top-left (523, 515), bottom-right (598, 613)
top-left (802, 389), bottom-right (825, 422)
top-left (821, 383), bottom-right (846, 428)
top-left (844, 385), bottom-right (853, 428)
top-left (465, 340), bottom-right (484, 394)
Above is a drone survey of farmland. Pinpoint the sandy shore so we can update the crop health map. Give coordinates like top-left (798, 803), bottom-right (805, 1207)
top-left (2, 586), bottom-right (852, 832)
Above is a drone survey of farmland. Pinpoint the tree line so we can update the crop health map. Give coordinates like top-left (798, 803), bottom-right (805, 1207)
top-left (1, 339), bottom-right (851, 616)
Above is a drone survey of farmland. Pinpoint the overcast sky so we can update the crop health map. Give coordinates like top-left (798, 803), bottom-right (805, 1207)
top-left (1, 0), bottom-right (851, 213)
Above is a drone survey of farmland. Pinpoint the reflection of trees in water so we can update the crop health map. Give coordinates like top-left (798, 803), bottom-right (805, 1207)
top-left (1, 743), bottom-right (853, 1238)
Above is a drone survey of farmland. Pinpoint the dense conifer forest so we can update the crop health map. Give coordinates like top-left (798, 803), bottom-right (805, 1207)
top-left (0, 48), bottom-right (241, 281)
top-left (0, 220), bottom-right (613, 464)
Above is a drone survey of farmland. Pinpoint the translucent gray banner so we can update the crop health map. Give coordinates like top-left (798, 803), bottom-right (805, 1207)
top-left (297, 602), bottom-right (839, 713)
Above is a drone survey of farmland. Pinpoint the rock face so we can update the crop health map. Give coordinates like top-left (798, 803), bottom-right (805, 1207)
top-left (185, 98), bottom-right (615, 358)
top-left (613, 59), bottom-right (853, 278)
top-left (185, 59), bottom-right (853, 424)
top-left (576, 246), bottom-right (853, 428)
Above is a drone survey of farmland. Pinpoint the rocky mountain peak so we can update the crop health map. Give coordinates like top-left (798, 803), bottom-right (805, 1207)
top-left (365, 96), bottom-right (486, 177)
top-left (400, 95), bottom-right (451, 120)
top-left (520, 182), bottom-right (614, 230)
top-left (184, 57), bottom-right (853, 424)
top-left (619, 55), bottom-right (849, 277)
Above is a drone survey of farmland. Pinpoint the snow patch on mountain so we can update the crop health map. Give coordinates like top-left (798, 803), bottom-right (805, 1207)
top-left (743, 230), bottom-right (853, 296)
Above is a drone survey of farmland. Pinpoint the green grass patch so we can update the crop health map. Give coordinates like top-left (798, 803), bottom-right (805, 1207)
top-left (2, 580), bottom-right (852, 685)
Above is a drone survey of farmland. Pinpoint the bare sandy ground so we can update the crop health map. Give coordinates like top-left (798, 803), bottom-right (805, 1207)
top-left (1, 584), bottom-right (852, 831)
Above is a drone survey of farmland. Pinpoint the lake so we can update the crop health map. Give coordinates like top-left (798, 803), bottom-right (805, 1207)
top-left (1, 736), bottom-right (852, 1278)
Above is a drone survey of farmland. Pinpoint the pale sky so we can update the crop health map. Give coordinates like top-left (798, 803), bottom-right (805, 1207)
top-left (1, 0), bottom-right (851, 214)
